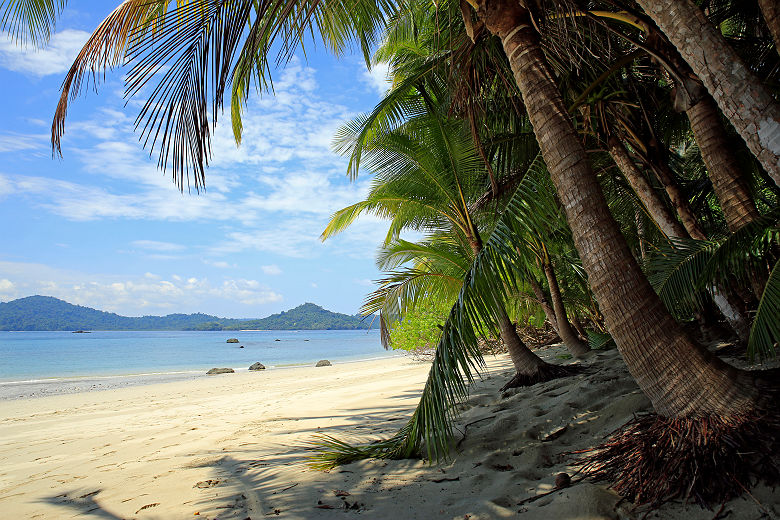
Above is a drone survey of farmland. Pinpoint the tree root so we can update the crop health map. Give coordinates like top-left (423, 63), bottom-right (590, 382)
top-left (573, 412), bottom-right (780, 509)
top-left (500, 363), bottom-right (584, 391)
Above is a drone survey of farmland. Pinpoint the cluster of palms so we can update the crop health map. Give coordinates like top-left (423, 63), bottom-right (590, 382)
top-left (4, 0), bottom-right (778, 508)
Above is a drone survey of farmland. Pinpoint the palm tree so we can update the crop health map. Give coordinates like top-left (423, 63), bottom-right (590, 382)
top-left (632, 0), bottom-right (780, 187)
top-left (323, 107), bottom-right (583, 384)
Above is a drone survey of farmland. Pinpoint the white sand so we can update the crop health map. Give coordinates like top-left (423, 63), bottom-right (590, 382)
top-left (1, 346), bottom-right (777, 519)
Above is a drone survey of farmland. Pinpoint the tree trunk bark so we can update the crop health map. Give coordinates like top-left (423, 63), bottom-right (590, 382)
top-left (686, 96), bottom-right (761, 232)
top-left (757, 0), bottom-right (780, 55)
top-left (635, 204), bottom-right (647, 261)
top-left (635, 0), bottom-right (780, 187)
top-left (527, 274), bottom-right (560, 335)
top-left (643, 151), bottom-right (707, 240)
top-left (543, 262), bottom-right (591, 358)
top-left (497, 307), bottom-right (547, 374)
top-left (478, 0), bottom-right (759, 418)
top-left (608, 137), bottom-right (688, 239)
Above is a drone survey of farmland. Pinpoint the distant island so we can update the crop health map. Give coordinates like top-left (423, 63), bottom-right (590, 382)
top-left (0, 296), bottom-right (372, 331)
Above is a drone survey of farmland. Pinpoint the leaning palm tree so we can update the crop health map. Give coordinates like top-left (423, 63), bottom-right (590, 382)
top-left (323, 107), bottom-right (583, 385)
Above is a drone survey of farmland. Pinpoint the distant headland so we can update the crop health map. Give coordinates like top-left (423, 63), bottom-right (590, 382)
top-left (0, 296), bottom-right (372, 331)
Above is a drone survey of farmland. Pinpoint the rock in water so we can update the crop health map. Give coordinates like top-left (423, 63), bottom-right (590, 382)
top-left (206, 368), bottom-right (235, 375)
top-left (316, 360), bottom-right (332, 367)
top-left (249, 362), bottom-right (266, 371)
top-left (226, 338), bottom-right (239, 343)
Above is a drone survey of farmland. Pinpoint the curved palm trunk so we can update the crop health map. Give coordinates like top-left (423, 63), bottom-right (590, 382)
top-left (643, 147), bottom-right (707, 240)
top-left (478, 0), bottom-right (759, 418)
top-left (686, 96), bottom-right (761, 232)
top-left (466, 234), bottom-right (564, 386)
top-left (608, 137), bottom-right (688, 238)
top-left (542, 262), bottom-right (590, 358)
top-left (634, 0), bottom-right (780, 187)
top-left (757, 0), bottom-right (780, 55)
top-left (496, 308), bottom-right (578, 390)
top-left (614, 138), bottom-right (751, 340)
top-left (497, 307), bottom-right (546, 373)
top-left (527, 275), bottom-right (560, 335)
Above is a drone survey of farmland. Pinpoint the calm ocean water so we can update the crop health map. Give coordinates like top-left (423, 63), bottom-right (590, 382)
top-left (0, 329), bottom-right (394, 383)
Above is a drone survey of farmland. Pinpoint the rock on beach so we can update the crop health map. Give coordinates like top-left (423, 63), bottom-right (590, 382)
top-left (249, 362), bottom-right (266, 371)
top-left (206, 368), bottom-right (235, 375)
top-left (316, 360), bottom-right (332, 367)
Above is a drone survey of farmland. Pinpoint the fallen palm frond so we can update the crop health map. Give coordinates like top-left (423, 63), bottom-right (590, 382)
top-left (575, 412), bottom-right (780, 508)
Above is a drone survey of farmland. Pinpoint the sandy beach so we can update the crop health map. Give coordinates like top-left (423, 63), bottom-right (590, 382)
top-left (1, 346), bottom-right (777, 519)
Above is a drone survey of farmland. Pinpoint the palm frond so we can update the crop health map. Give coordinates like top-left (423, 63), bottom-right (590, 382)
top-left (747, 258), bottom-right (780, 361)
top-left (1, 0), bottom-right (65, 46)
top-left (309, 155), bottom-right (567, 467)
top-left (52, 0), bottom-right (172, 159)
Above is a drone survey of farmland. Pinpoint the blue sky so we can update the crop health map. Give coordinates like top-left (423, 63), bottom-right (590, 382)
top-left (0, 1), bottom-right (394, 318)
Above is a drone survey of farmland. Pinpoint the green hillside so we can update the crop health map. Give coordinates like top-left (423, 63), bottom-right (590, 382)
top-left (0, 296), bottom-right (370, 331)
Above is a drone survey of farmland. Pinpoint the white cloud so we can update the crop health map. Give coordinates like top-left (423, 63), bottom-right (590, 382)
top-left (0, 132), bottom-right (46, 152)
top-left (0, 278), bottom-right (15, 295)
top-left (362, 62), bottom-right (391, 96)
top-left (131, 240), bottom-right (186, 252)
top-left (0, 261), bottom-right (282, 316)
top-left (261, 264), bottom-right (282, 275)
top-left (0, 29), bottom-right (89, 76)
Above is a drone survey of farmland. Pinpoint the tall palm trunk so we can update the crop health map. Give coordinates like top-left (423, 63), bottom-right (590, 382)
top-left (477, 0), bottom-right (758, 418)
top-left (614, 138), bottom-right (752, 340)
top-left (542, 262), bottom-right (590, 358)
top-left (686, 96), bottom-right (761, 232)
top-left (757, 0), bottom-right (780, 55)
top-left (527, 275), bottom-right (560, 335)
top-left (634, 0), bottom-right (780, 187)
top-left (608, 137), bottom-right (688, 238)
top-left (642, 146), bottom-right (707, 240)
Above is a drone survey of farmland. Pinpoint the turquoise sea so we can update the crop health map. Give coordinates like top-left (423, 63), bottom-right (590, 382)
top-left (0, 329), bottom-right (397, 398)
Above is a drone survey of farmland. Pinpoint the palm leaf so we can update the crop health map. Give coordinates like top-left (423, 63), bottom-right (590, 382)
top-left (309, 155), bottom-right (567, 467)
top-left (747, 258), bottom-right (780, 361)
top-left (0, 0), bottom-right (65, 46)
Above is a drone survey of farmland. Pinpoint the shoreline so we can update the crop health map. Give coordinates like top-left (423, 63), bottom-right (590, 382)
top-left (0, 351), bottom-right (405, 401)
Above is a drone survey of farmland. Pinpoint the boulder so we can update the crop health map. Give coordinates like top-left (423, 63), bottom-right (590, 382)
top-left (206, 368), bottom-right (235, 375)
top-left (316, 360), bottom-right (332, 367)
top-left (249, 362), bottom-right (266, 371)
top-left (226, 338), bottom-right (239, 343)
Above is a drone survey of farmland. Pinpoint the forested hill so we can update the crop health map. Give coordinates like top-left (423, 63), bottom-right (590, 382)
top-left (204, 303), bottom-right (372, 331)
top-left (0, 296), bottom-right (370, 331)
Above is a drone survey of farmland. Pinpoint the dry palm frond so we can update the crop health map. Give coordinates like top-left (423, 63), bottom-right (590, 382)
top-left (575, 412), bottom-right (780, 508)
top-left (52, 0), bottom-right (172, 159)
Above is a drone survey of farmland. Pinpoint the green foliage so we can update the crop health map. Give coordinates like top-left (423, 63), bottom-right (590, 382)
top-left (388, 299), bottom-right (451, 352)
top-left (646, 207), bottom-right (780, 360)
top-left (748, 259), bottom-right (780, 362)
top-left (311, 155), bottom-right (568, 467)
top-left (221, 303), bottom-right (371, 331)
